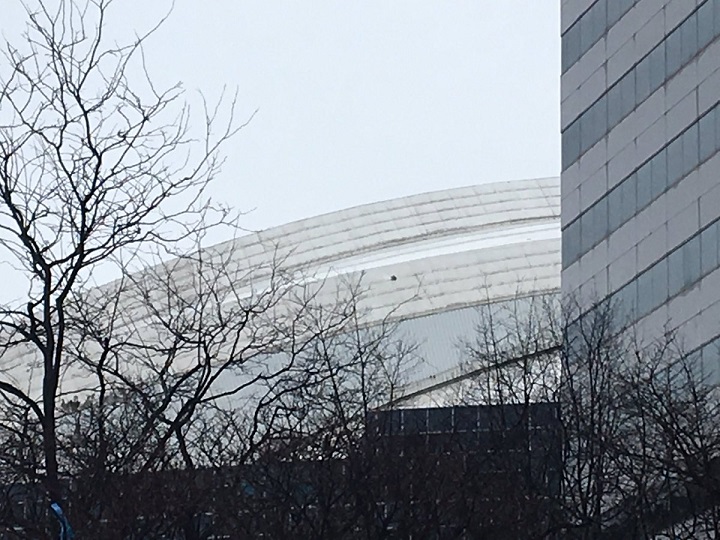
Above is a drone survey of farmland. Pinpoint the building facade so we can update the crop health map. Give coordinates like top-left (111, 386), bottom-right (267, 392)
top-left (561, 0), bottom-right (720, 359)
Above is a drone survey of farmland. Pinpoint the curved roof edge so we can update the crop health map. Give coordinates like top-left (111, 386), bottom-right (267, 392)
top-left (212, 176), bottom-right (560, 254)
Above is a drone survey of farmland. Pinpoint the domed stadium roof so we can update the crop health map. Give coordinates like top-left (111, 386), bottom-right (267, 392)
top-left (208, 176), bottom-right (561, 326)
top-left (3, 176), bottom-right (561, 403)
top-left (205, 176), bottom-right (562, 402)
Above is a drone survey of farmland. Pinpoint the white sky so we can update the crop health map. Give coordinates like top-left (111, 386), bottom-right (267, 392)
top-left (113, 0), bottom-right (561, 232)
top-left (0, 0), bottom-right (560, 308)
top-left (1, 0), bottom-right (560, 232)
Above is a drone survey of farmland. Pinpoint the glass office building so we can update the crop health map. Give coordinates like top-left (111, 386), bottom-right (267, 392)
top-left (561, 0), bottom-right (720, 357)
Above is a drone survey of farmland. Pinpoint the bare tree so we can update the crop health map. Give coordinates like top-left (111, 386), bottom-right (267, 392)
top-left (459, 292), bottom-right (720, 539)
top-left (459, 292), bottom-right (562, 406)
top-left (0, 0), bottom-right (248, 526)
top-left (0, 5), bottom-right (428, 537)
top-left (611, 338), bottom-right (720, 539)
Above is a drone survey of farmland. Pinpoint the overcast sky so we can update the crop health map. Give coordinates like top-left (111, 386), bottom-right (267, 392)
top-left (130, 1), bottom-right (560, 232)
top-left (3, 0), bottom-right (560, 233)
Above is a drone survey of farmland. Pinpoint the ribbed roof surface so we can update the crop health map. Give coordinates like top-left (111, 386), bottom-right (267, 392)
top-left (209, 176), bottom-right (562, 399)
top-left (205, 176), bottom-right (561, 326)
top-left (2, 177), bottom-right (561, 402)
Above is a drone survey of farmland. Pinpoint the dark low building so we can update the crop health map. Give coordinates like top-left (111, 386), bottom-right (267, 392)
top-left (0, 402), bottom-right (562, 539)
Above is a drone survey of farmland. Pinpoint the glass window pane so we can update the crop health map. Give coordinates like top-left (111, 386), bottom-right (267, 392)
top-left (637, 163), bottom-right (652, 209)
top-left (636, 57), bottom-right (651, 104)
top-left (687, 348), bottom-right (702, 369)
top-left (594, 196), bottom-right (608, 243)
top-left (565, 318), bottom-right (582, 353)
top-left (683, 124), bottom-right (699, 175)
top-left (608, 185), bottom-right (623, 232)
top-left (580, 113), bottom-right (594, 154)
top-left (652, 259), bottom-right (669, 308)
top-left (572, 27), bottom-right (582, 63)
top-left (714, 106), bottom-right (720, 153)
top-left (667, 137), bottom-right (684, 186)
top-left (577, 11), bottom-right (592, 56)
top-left (618, 280), bottom-right (637, 324)
top-left (651, 149), bottom-right (667, 198)
top-left (637, 269), bottom-right (653, 317)
top-left (595, 95), bottom-right (608, 142)
top-left (649, 44), bottom-right (666, 92)
top-left (373, 410), bottom-right (401, 435)
top-left (621, 72), bottom-right (636, 117)
top-left (428, 408), bottom-right (453, 433)
top-left (702, 340), bottom-right (714, 364)
top-left (608, 84), bottom-right (623, 128)
top-left (402, 409), bottom-right (427, 434)
top-left (563, 25), bottom-right (581, 71)
top-left (562, 225), bottom-right (571, 264)
top-left (681, 14), bottom-right (698, 65)
top-left (455, 406), bottom-right (478, 432)
top-left (581, 8), bottom-right (595, 53)
top-left (593, 1), bottom-right (607, 42)
top-left (479, 405), bottom-right (508, 430)
top-left (702, 341), bottom-right (719, 379)
top-left (563, 221), bottom-right (581, 266)
top-left (620, 175), bottom-right (637, 223)
top-left (703, 339), bottom-right (720, 379)
top-left (582, 100), bottom-right (605, 152)
top-left (683, 235), bottom-right (701, 287)
top-left (715, 0), bottom-right (720, 40)
top-left (666, 28), bottom-right (683, 76)
top-left (717, 220), bottom-right (720, 275)
top-left (580, 211), bottom-right (592, 254)
top-left (563, 121), bottom-right (581, 170)
top-left (608, 0), bottom-right (631, 27)
top-left (562, 34), bottom-right (571, 71)
top-left (701, 223), bottom-right (718, 276)
top-left (700, 111), bottom-right (716, 162)
top-left (699, 1), bottom-right (714, 50)
top-left (620, 286), bottom-right (634, 326)
top-left (608, 0), bottom-right (622, 26)
top-left (668, 248), bottom-right (684, 296)
top-left (717, 219), bottom-right (720, 274)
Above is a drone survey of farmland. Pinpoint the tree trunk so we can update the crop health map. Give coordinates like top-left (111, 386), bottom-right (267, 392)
top-left (43, 374), bottom-right (61, 505)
